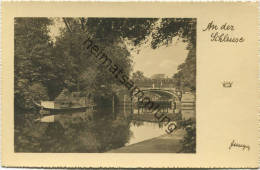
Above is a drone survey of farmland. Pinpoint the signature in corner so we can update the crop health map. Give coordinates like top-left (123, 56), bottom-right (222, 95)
top-left (229, 140), bottom-right (250, 151)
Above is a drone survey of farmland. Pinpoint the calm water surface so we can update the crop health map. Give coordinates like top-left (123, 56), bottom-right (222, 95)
top-left (15, 109), bottom-right (172, 152)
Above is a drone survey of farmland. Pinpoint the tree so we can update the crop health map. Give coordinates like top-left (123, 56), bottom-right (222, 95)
top-left (151, 18), bottom-right (196, 49)
top-left (14, 17), bottom-right (197, 152)
top-left (14, 17), bottom-right (196, 112)
top-left (55, 18), bottom-right (134, 109)
top-left (132, 71), bottom-right (146, 82)
top-left (147, 18), bottom-right (196, 91)
top-left (146, 19), bottom-right (197, 92)
top-left (14, 18), bottom-right (55, 112)
top-left (173, 47), bottom-right (196, 91)
top-left (59, 17), bottom-right (196, 104)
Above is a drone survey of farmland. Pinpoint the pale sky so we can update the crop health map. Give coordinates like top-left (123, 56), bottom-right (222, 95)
top-left (130, 39), bottom-right (188, 78)
top-left (49, 18), bottom-right (189, 78)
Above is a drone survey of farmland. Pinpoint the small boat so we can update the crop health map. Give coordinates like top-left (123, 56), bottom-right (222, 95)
top-left (33, 89), bottom-right (96, 117)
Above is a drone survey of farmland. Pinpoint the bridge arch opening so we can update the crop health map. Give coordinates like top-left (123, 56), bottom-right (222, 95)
top-left (131, 88), bottom-right (181, 114)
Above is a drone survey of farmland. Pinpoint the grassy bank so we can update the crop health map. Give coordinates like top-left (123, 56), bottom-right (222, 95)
top-left (107, 129), bottom-right (186, 153)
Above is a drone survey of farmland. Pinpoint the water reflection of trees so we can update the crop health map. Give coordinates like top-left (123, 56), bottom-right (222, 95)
top-left (15, 111), bottom-right (132, 153)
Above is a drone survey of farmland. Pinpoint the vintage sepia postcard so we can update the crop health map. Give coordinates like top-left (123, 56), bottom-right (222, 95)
top-left (1, 1), bottom-right (259, 168)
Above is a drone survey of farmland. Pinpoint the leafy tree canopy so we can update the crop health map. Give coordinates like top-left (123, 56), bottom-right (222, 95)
top-left (14, 17), bottom-right (196, 113)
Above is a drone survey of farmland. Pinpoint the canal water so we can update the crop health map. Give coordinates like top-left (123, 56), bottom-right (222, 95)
top-left (14, 109), bottom-right (170, 152)
top-left (14, 102), bottom-right (195, 152)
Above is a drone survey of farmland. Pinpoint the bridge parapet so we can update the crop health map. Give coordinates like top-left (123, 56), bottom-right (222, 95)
top-left (134, 79), bottom-right (175, 89)
top-left (136, 87), bottom-right (181, 102)
top-left (139, 87), bottom-right (176, 92)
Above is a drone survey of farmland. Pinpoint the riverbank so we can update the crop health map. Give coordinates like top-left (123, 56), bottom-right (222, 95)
top-left (107, 129), bottom-right (186, 153)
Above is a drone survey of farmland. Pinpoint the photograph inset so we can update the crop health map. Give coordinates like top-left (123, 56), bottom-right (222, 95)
top-left (14, 18), bottom-right (196, 153)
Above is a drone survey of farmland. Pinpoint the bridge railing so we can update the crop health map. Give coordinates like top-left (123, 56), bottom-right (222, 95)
top-left (134, 81), bottom-right (175, 89)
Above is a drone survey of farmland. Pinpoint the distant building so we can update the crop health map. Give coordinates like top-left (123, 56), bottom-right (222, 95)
top-left (150, 74), bottom-right (166, 79)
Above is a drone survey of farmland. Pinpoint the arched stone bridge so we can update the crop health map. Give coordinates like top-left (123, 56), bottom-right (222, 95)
top-left (139, 87), bottom-right (180, 101)
top-left (132, 87), bottom-right (182, 114)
